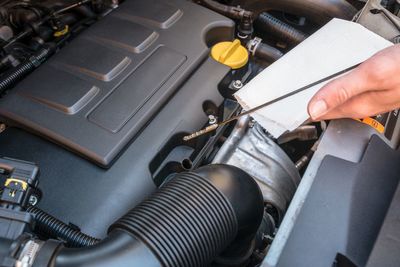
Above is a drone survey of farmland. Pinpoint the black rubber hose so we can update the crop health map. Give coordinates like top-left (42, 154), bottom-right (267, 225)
top-left (231, 0), bottom-right (357, 25)
top-left (254, 42), bottom-right (284, 62)
top-left (26, 206), bottom-right (100, 248)
top-left (50, 231), bottom-right (160, 267)
top-left (42, 164), bottom-right (264, 267)
top-left (256, 12), bottom-right (307, 45)
top-left (110, 170), bottom-right (238, 267)
top-left (74, 5), bottom-right (96, 18)
top-left (111, 164), bottom-right (264, 267)
top-left (0, 46), bottom-right (52, 95)
top-left (200, 0), bottom-right (253, 20)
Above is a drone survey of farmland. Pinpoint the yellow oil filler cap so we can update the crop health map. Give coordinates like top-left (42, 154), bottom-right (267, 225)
top-left (211, 39), bottom-right (248, 69)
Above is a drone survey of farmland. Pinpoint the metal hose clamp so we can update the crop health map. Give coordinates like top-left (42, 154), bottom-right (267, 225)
top-left (247, 37), bottom-right (262, 56)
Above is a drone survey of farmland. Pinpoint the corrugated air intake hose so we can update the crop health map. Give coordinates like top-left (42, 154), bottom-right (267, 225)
top-left (36, 164), bottom-right (264, 267)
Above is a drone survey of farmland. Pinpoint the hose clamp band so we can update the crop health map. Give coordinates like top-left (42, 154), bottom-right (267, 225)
top-left (15, 239), bottom-right (44, 267)
top-left (247, 37), bottom-right (262, 56)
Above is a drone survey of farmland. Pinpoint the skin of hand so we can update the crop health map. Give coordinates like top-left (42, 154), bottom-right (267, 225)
top-left (308, 44), bottom-right (400, 121)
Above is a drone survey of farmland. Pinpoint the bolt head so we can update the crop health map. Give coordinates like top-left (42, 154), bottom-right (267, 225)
top-left (29, 195), bottom-right (38, 206)
top-left (232, 80), bottom-right (243, 89)
top-left (208, 115), bottom-right (217, 125)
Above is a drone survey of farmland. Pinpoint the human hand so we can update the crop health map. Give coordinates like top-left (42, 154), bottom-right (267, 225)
top-left (308, 44), bottom-right (400, 121)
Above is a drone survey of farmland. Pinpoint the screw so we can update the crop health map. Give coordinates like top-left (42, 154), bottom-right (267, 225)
top-left (29, 195), bottom-right (38, 206)
top-left (249, 119), bottom-right (255, 128)
top-left (232, 80), bottom-right (243, 90)
top-left (262, 234), bottom-right (274, 244)
top-left (208, 115), bottom-right (217, 125)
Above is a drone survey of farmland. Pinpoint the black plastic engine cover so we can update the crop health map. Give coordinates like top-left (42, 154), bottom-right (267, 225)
top-left (0, 56), bottom-right (230, 238)
top-left (277, 136), bottom-right (400, 267)
top-left (0, 0), bottom-right (234, 167)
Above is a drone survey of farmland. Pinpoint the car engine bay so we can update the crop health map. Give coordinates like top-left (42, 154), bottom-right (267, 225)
top-left (0, 0), bottom-right (400, 267)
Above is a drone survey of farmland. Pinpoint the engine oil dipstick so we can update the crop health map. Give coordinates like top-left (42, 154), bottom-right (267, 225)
top-left (183, 62), bottom-right (362, 141)
top-left (183, 124), bottom-right (218, 142)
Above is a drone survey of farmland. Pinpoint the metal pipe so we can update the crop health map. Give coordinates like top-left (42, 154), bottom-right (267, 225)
top-left (212, 115), bottom-right (251, 163)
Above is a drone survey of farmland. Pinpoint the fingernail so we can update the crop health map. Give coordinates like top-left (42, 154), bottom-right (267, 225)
top-left (309, 100), bottom-right (328, 119)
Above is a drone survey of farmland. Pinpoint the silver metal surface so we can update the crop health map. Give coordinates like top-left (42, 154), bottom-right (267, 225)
top-left (15, 240), bottom-right (44, 267)
top-left (213, 116), bottom-right (301, 221)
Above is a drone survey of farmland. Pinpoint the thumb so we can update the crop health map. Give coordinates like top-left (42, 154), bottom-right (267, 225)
top-left (308, 67), bottom-right (371, 120)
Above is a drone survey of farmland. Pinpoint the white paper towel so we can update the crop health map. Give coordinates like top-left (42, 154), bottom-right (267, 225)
top-left (234, 18), bottom-right (393, 137)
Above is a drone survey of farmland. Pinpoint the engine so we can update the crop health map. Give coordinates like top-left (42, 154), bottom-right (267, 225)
top-left (0, 1), bottom-right (400, 267)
